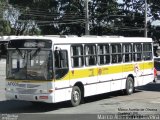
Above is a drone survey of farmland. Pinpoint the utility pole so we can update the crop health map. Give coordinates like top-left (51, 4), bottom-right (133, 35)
top-left (85, 0), bottom-right (89, 35)
top-left (144, 0), bottom-right (147, 37)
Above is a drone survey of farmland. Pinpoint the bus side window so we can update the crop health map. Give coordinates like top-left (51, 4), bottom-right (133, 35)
top-left (71, 45), bottom-right (84, 68)
top-left (85, 44), bottom-right (97, 66)
top-left (143, 43), bottom-right (152, 61)
top-left (133, 43), bottom-right (142, 61)
top-left (123, 44), bottom-right (132, 63)
top-left (111, 44), bottom-right (122, 64)
top-left (98, 44), bottom-right (110, 65)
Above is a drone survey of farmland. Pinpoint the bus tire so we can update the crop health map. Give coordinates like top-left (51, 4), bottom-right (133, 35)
top-left (71, 86), bottom-right (82, 107)
top-left (125, 77), bottom-right (134, 95)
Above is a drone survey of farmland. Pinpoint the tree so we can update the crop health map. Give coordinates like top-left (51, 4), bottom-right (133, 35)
top-left (8, 0), bottom-right (120, 36)
top-left (112, 0), bottom-right (146, 37)
top-left (8, 0), bottom-right (85, 35)
top-left (116, 0), bottom-right (160, 43)
top-left (0, 0), bottom-right (11, 35)
top-left (5, 0), bottom-right (43, 35)
top-left (89, 0), bottom-right (119, 35)
top-left (58, 0), bottom-right (85, 36)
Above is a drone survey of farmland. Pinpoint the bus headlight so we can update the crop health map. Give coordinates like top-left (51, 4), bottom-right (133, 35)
top-left (39, 90), bottom-right (48, 94)
top-left (5, 88), bottom-right (13, 92)
top-left (39, 89), bottom-right (54, 94)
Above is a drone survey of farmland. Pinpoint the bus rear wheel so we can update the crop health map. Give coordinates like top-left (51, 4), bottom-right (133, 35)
top-left (125, 77), bottom-right (134, 95)
top-left (71, 86), bottom-right (82, 107)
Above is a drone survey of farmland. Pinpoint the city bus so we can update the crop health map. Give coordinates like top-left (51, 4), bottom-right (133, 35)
top-left (5, 35), bottom-right (154, 106)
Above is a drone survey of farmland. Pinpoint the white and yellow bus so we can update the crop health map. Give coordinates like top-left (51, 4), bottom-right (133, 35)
top-left (5, 35), bottom-right (154, 106)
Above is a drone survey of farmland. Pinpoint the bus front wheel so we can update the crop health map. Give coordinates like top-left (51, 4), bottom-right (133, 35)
top-left (71, 86), bottom-right (82, 107)
top-left (125, 77), bottom-right (134, 95)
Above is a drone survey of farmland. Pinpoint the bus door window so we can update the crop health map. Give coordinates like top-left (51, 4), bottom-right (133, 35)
top-left (54, 50), bottom-right (60, 68)
top-left (60, 51), bottom-right (68, 68)
top-left (54, 50), bottom-right (69, 79)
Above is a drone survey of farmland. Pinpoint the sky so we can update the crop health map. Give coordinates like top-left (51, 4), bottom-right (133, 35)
top-left (117, 0), bottom-right (123, 3)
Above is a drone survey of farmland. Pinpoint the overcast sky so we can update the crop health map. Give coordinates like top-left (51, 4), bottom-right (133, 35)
top-left (117, 0), bottom-right (123, 3)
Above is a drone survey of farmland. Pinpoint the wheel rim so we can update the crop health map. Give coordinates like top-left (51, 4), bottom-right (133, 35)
top-left (128, 80), bottom-right (133, 93)
top-left (73, 90), bottom-right (80, 103)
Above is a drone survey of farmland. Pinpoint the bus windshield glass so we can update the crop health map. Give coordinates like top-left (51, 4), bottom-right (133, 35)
top-left (6, 49), bottom-right (53, 80)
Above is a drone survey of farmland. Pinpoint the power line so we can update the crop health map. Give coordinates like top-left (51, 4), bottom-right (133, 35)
top-left (1, 7), bottom-right (71, 16)
top-left (4, 4), bottom-right (54, 13)
top-left (1, 8), bottom-right (85, 17)
top-left (37, 21), bottom-right (85, 26)
top-left (17, 19), bottom-right (85, 23)
top-left (0, 2), bottom-right (154, 31)
top-left (1, 4), bottom-right (86, 16)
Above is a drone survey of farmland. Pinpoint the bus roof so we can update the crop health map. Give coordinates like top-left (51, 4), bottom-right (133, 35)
top-left (7, 35), bottom-right (153, 44)
top-left (0, 36), bottom-right (20, 42)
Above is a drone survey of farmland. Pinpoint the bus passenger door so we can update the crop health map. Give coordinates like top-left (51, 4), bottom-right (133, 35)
top-left (53, 45), bottom-right (70, 102)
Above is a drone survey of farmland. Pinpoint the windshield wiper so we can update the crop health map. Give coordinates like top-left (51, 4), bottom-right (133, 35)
top-left (31, 48), bottom-right (41, 59)
top-left (16, 48), bottom-right (25, 59)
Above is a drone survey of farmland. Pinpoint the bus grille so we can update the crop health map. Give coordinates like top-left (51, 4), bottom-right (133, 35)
top-left (16, 88), bottom-right (37, 94)
top-left (19, 95), bottom-right (34, 100)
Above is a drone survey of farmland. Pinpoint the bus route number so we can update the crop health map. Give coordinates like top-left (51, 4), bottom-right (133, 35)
top-left (8, 82), bottom-right (18, 86)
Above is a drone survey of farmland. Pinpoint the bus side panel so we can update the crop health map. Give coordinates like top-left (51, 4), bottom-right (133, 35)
top-left (54, 80), bottom-right (72, 102)
top-left (133, 62), bottom-right (143, 87)
top-left (122, 63), bottom-right (135, 89)
top-left (69, 77), bottom-right (97, 97)
top-left (54, 87), bottom-right (72, 103)
top-left (110, 74), bottom-right (123, 91)
top-left (69, 67), bottom-right (98, 97)
top-left (84, 83), bottom-right (97, 97)
top-left (96, 82), bottom-right (110, 95)
top-left (143, 61), bottom-right (154, 85)
top-left (97, 66), bottom-right (111, 94)
top-left (97, 64), bottom-right (123, 93)
top-left (110, 65), bottom-right (123, 92)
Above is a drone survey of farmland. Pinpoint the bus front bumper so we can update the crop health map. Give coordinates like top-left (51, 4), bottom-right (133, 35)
top-left (5, 91), bottom-right (54, 103)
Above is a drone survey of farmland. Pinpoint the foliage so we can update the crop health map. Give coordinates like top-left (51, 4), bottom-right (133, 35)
top-left (115, 0), bottom-right (145, 37)
top-left (0, 0), bottom-right (11, 35)
top-left (117, 0), bottom-right (160, 43)
top-left (1, 0), bottom-right (159, 43)
top-left (89, 0), bottom-right (119, 35)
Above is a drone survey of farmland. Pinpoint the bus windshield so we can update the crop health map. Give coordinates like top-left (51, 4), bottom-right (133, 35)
top-left (6, 49), bottom-right (53, 80)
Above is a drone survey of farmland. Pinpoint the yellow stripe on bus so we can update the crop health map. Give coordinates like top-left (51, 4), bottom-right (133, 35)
top-left (56, 61), bottom-right (153, 81)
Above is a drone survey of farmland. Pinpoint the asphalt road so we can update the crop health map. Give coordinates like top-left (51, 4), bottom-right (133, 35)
top-left (0, 59), bottom-right (160, 120)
